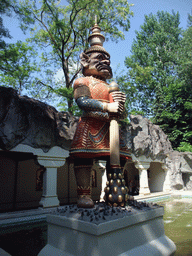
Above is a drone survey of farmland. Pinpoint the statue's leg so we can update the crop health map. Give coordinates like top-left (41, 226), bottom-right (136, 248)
top-left (74, 159), bottom-right (94, 208)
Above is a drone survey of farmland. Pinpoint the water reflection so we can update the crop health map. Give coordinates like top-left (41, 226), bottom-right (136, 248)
top-left (159, 198), bottom-right (192, 256)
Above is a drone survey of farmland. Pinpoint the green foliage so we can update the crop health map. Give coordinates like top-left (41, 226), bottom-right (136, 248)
top-left (178, 17), bottom-right (192, 87)
top-left (122, 11), bottom-right (192, 151)
top-left (0, 0), bottom-right (25, 49)
top-left (187, 12), bottom-right (192, 27)
top-left (124, 11), bottom-right (182, 116)
top-left (0, 41), bottom-right (40, 95)
top-left (17, 0), bottom-right (133, 113)
top-left (0, 0), bottom-right (41, 97)
top-left (173, 16), bottom-right (192, 151)
top-left (177, 142), bottom-right (192, 153)
top-left (0, 0), bottom-right (13, 49)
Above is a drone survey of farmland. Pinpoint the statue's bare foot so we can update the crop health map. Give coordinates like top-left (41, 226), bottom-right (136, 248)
top-left (77, 196), bottom-right (94, 208)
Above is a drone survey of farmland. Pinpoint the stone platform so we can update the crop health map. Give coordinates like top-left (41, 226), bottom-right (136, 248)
top-left (38, 202), bottom-right (176, 256)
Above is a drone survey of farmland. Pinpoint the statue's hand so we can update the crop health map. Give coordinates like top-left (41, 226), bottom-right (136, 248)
top-left (106, 102), bottom-right (124, 114)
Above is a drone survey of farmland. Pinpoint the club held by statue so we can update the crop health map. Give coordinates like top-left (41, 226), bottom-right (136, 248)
top-left (104, 81), bottom-right (129, 207)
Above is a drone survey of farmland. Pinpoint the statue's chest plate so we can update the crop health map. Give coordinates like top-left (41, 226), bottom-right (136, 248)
top-left (88, 81), bottom-right (109, 102)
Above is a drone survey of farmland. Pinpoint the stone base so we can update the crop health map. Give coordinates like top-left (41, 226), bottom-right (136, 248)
top-left (139, 187), bottom-right (151, 195)
top-left (38, 207), bottom-right (176, 256)
top-left (39, 196), bottom-right (60, 208)
top-left (0, 248), bottom-right (11, 256)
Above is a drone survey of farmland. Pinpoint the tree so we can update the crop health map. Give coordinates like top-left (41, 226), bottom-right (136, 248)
top-left (175, 14), bottom-right (192, 152)
top-left (123, 11), bottom-right (182, 116)
top-left (0, 0), bottom-right (13, 49)
top-left (0, 1), bottom-right (41, 99)
top-left (0, 41), bottom-right (39, 95)
top-left (121, 11), bottom-right (189, 150)
top-left (0, 0), bottom-right (25, 50)
top-left (0, 0), bottom-right (37, 84)
top-left (18, 0), bottom-right (134, 113)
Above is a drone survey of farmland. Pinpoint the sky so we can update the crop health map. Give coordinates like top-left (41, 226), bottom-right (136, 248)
top-left (3, 0), bottom-right (192, 80)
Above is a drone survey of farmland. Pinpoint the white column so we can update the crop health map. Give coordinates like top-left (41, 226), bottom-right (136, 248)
top-left (135, 161), bottom-right (150, 195)
top-left (98, 160), bottom-right (107, 201)
top-left (11, 145), bottom-right (69, 208)
top-left (37, 156), bottom-right (66, 208)
top-left (162, 164), bottom-right (171, 192)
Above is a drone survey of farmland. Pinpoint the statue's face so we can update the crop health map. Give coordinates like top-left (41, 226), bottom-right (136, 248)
top-left (81, 52), bottom-right (113, 80)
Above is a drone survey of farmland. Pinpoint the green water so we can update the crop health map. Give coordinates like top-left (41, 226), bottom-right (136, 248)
top-left (158, 197), bottom-right (192, 256)
top-left (0, 198), bottom-right (192, 255)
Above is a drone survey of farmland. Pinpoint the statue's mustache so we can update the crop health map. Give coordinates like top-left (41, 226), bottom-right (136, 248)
top-left (96, 62), bottom-right (111, 72)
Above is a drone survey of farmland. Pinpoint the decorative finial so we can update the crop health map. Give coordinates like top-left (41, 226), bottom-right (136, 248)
top-left (85, 17), bottom-right (110, 57)
top-left (88, 20), bottom-right (105, 47)
top-left (95, 15), bottom-right (97, 25)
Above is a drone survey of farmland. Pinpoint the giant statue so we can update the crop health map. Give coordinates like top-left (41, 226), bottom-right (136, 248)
top-left (70, 22), bottom-right (131, 208)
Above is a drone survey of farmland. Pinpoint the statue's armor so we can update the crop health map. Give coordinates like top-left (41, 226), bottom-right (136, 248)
top-left (70, 76), bottom-right (131, 160)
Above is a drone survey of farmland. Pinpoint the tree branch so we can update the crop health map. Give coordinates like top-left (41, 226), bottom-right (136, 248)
top-left (33, 11), bottom-right (61, 56)
top-left (36, 80), bottom-right (64, 97)
top-left (70, 66), bottom-right (82, 85)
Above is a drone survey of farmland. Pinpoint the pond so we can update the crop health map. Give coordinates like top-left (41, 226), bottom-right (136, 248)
top-left (0, 222), bottom-right (47, 256)
top-left (158, 197), bottom-right (192, 256)
top-left (0, 197), bottom-right (192, 256)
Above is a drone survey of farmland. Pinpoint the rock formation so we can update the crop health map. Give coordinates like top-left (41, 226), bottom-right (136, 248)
top-left (166, 151), bottom-right (192, 190)
top-left (122, 115), bottom-right (192, 190)
top-left (0, 86), bottom-right (78, 152)
top-left (122, 115), bottom-right (173, 161)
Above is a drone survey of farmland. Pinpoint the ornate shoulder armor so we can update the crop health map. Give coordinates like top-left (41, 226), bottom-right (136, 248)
top-left (73, 77), bottom-right (91, 100)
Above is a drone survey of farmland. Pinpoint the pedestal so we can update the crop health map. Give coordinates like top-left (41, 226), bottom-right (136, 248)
top-left (162, 164), bottom-right (171, 192)
top-left (135, 161), bottom-right (150, 195)
top-left (38, 166), bottom-right (60, 208)
top-left (11, 145), bottom-right (69, 208)
top-left (37, 156), bottom-right (66, 208)
top-left (38, 207), bottom-right (176, 256)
